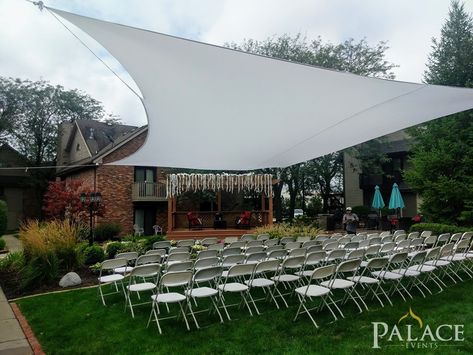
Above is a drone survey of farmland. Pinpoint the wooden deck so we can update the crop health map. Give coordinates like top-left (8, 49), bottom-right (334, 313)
top-left (166, 228), bottom-right (257, 240)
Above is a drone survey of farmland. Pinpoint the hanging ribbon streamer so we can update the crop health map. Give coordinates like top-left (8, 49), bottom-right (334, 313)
top-left (166, 173), bottom-right (273, 198)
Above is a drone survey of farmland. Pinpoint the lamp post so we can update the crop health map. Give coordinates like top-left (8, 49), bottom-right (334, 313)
top-left (80, 191), bottom-right (102, 245)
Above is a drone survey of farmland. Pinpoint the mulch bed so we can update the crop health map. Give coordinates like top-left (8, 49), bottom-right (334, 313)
top-left (0, 268), bottom-right (98, 300)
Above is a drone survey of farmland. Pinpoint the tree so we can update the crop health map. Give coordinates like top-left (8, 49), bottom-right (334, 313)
top-left (0, 77), bottom-right (104, 166)
top-left (231, 34), bottom-right (397, 218)
top-left (405, 0), bottom-right (473, 224)
top-left (424, 1), bottom-right (473, 87)
top-left (43, 179), bottom-right (105, 225)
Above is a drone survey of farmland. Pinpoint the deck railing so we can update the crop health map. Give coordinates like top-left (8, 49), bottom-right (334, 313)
top-left (171, 210), bottom-right (269, 230)
top-left (131, 182), bottom-right (167, 201)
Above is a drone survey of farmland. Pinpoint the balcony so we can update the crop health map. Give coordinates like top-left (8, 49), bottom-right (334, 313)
top-left (131, 182), bottom-right (167, 202)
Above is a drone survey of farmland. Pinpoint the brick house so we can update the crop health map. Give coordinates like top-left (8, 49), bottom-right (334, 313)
top-left (57, 120), bottom-right (168, 235)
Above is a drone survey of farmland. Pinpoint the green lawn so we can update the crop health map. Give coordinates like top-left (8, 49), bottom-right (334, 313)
top-left (16, 278), bottom-right (473, 355)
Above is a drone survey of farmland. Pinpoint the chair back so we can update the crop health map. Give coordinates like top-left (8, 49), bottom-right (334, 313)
top-left (267, 249), bottom-right (287, 260)
top-left (379, 242), bottom-right (395, 254)
top-left (326, 249), bottom-right (346, 261)
top-left (197, 250), bottom-right (218, 259)
top-left (177, 239), bottom-right (195, 247)
top-left (408, 232), bottom-right (419, 239)
top-left (323, 241), bottom-right (339, 251)
top-left (194, 257), bottom-right (220, 270)
top-left (169, 247), bottom-right (189, 254)
top-left (364, 245), bottom-right (381, 257)
top-left (201, 237), bottom-right (219, 246)
top-left (381, 236), bottom-right (393, 244)
top-left (146, 249), bottom-right (166, 257)
top-left (280, 236), bottom-right (296, 245)
top-left (229, 241), bottom-right (246, 249)
top-left (288, 248), bottom-right (307, 258)
top-left (369, 237), bottom-right (382, 245)
top-left (166, 261), bottom-right (194, 273)
top-left (264, 239), bottom-right (278, 247)
top-left (266, 245), bottom-right (283, 253)
top-left (245, 252), bottom-right (267, 264)
top-left (246, 246), bottom-right (265, 254)
top-left (115, 252), bottom-right (138, 263)
top-left (388, 252), bottom-right (408, 265)
top-left (394, 234), bottom-right (407, 243)
top-left (136, 254), bottom-right (161, 266)
top-left (247, 240), bottom-right (263, 248)
top-left (221, 254), bottom-right (245, 267)
top-left (257, 234), bottom-right (270, 241)
top-left (240, 234), bottom-right (256, 242)
top-left (302, 240), bottom-right (318, 248)
top-left (101, 258), bottom-right (127, 271)
top-left (193, 266), bottom-right (223, 283)
top-left (336, 258), bottom-right (361, 273)
top-left (420, 230), bottom-right (432, 238)
top-left (461, 232), bottom-right (473, 242)
top-left (153, 241), bottom-right (171, 250)
top-left (281, 256), bottom-right (305, 269)
top-left (305, 251), bottom-right (326, 266)
top-left (347, 249), bottom-right (365, 260)
top-left (208, 243), bottom-right (224, 251)
top-left (222, 247), bottom-right (241, 257)
top-left (285, 241), bottom-right (301, 250)
top-left (167, 252), bottom-right (191, 262)
top-left (307, 245), bottom-right (323, 253)
top-left (160, 271), bottom-right (192, 288)
top-left (254, 259), bottom-right (280, 274)
top-left (130, 263), bottom-right (161, 278)
top-left (296, 236), bottom-right (311, 243)
top-left (310, 264), bottom-right (336, 280)
top-left (227, 263), bottom-right (255, 278)
top-left (436, 233), bottom-right (451, 245)
top-left (365, 257), bottom-right (389, 270)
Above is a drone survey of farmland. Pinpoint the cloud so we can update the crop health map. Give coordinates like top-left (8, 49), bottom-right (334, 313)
top-left (1, 0), bottom-right (471, 127)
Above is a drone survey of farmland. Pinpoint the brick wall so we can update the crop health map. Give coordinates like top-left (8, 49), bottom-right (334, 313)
top-left (97, 132), bottom-right (147, 234)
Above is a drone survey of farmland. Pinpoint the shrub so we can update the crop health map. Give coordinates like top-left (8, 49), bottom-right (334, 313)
top-left (0, 200), bottom-right (7, 237)
top-left (0, 251), bottom-right (25, 296)
top-left (410, 223), bottom-right (472, 234)
top-left (94, 223), bottom-right (122, 242)
top-left (139, 235), bottom-right (165, 251)
top-left (0, 237), bottom-right (5, 250)
top-left (19, 220), bottom-right (82, 289)
top-left (0, 251), bottom-right (25, 272)
top-left (253, 223), bottom-right (321, 239)
top-left (83, 245), bottom-right (105, 265)
top-left (105, 242), bottom-right (123, 259)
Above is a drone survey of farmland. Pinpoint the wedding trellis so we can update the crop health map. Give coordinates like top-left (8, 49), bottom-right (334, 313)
top-left (166, 173), bottom-right (273, 198)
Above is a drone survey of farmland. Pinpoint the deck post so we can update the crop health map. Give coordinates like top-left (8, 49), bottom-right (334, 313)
top-left (268, 192), bottom-right (273, 226)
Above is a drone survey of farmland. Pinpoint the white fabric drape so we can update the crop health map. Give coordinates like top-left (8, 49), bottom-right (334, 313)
top-left (50, 8), bottom-right (473, 170)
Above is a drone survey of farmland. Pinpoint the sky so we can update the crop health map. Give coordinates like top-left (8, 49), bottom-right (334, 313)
top-left (1, 0), bottom-right (473, 127)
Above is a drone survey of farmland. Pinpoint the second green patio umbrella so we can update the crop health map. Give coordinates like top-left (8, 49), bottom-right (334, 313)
top-left (372, 185), bottom-right (385, 229)
top-left (389, 183), bottom-right (405, 217)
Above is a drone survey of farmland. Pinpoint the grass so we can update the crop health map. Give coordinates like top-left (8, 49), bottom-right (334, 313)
top-left (16, 277), bottom-right (473, 355)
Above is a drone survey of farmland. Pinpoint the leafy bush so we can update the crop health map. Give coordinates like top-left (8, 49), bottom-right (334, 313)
top-left (0, 200), bottom-right (7, 237)
top-left (253, 223), bottom-right (321, 239)
top-left (94, 223), bottom-right (122, 242)
top-left (83, 245), bottom-right (105, 265)
top-left (105, 242), bottom-right (124, 259)
top-left (139, 235), bottom-right (165, 251)
top-left (410, 223), bottom-right (472, 234)
top-left (0, 251), bottom-right (25, 272)
top-left (0, 251), bottom-right (25, 296)
top-left (0, 237), bottom-right (5, 250)
top-left (19, 220), bottom-right (82, 289)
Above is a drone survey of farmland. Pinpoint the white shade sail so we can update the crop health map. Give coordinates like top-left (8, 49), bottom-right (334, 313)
top-left (50, 8), bottom-right (473, 170)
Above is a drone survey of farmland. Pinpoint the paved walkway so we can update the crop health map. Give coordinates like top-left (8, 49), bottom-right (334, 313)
top-left (0, 235), bottom-right (23, 259)
top-left (0, 288), bottom-right (32, 355)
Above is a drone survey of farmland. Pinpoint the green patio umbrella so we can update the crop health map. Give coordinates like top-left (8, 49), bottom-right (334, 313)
top-left (388, 182), bottom-right (405, 217)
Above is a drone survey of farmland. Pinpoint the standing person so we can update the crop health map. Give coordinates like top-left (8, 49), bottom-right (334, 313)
top-left (343, 207), bottom-right (359, 234)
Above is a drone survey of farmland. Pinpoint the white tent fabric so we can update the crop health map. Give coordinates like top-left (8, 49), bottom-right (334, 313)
top-left (50, 8), bottom-right (473, 170)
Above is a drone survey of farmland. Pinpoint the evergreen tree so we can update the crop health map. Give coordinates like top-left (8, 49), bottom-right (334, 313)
top-left (406, 1), bottom-right (473, 224)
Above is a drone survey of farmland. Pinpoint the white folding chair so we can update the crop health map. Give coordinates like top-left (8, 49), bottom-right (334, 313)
top-left (222, 247), bottom-right (241, 257)
top-left (246, 240), bottom-right (264, 248)
top-left (293, 264), bottom-right (339, 328)
top-left (257, 234), bottom-right (270, 241)
top-left (125, 263), bottom-right (161, 317)
top-left (201, 238), bottom-right (219, 246)
top-left (371, 252), bottom-right (410, 303)
top-left (288, 248), bottom-right (307, 258)
top-left (166, 260), bottom-right (194, 273)
top-left (136, 254), bottom-right (162, 266)
top-left (186, 266), bottom-right (224, 328)
top-left (148, 271), bottom-right (193, 334)
top-left (245, 259), bottom-right (282, 313)
top-left (267, 249), bottom-right (288, 260)
top-left (299, 251), bottom-right (327, 278)
top-left (176, 239), bottom-right (195, 248)
top-left (246, 246), bottom-right (265, 255)
top-left (245, 252), bottom-right (267, 264)
top-left (264, 239), bottom-right (279, 247)
top-left (166, 252), bottom-right (191, 267)
top-left (114, 252), bottom-right (138, 274)
top-left (221, 254), bottom-right (245, 269)
top-left (98, 258), bottom-right (127, 306)
top-left (321, 259), bottom-right (365, 315)
top-left (270, 256), bottom-right (305, 308)
top-left (280, 236), bottom-right (296, 245)
top-left (240, 234), bottom-right (256, 242)
top-left (218, 263), bottom-right (256, 320)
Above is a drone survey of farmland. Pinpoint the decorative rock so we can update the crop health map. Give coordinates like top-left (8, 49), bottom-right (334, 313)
top-left (59, 272), bottom-right (82, 288)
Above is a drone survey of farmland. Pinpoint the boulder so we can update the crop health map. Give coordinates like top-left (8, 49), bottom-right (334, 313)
top-left (59, 272), bottom-right (82, 288)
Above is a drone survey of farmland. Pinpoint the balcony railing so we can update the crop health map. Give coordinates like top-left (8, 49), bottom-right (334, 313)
top-left (131, 182), bottom-right (167, 202)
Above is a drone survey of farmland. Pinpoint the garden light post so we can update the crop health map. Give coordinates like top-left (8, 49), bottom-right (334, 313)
top-left (80, 192), bottom-right (102, 245)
